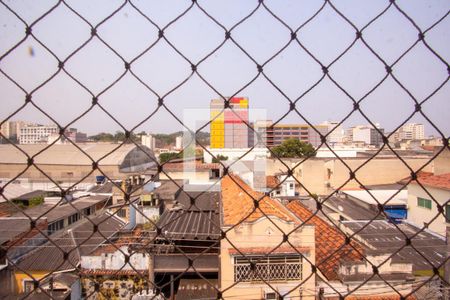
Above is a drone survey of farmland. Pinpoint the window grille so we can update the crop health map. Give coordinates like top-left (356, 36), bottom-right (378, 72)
top-left (234, 256), bottom-right (302, 282)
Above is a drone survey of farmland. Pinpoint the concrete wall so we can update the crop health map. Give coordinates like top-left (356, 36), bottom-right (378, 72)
top-left (433, 148), bottom-right (450, 175)
top-left (407, 184), bottom-right (450, 236)
top-left (0, 164), bottom-right (121, 182)
top-left (266, 157), bottom-right (432, 196)
top-left (220, 217), bottom-right (315, 300)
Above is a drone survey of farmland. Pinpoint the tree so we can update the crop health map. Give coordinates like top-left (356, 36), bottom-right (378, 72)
top-left (271, 138), bottom-right (316, 158)
top-left (159, 152), bottom-right (179, 163)
top-left (212, 154), bottom-right (228, 163)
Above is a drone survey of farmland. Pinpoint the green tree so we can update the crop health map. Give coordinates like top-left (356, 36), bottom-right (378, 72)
top-left (159, 152), bottom-right (179, 163)
top-left (271, 138), bottom-right (316, 158)
top-left (212, 154), bottom-right (228, 163)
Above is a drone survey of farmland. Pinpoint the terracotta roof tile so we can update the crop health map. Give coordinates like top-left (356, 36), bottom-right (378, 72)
top-left (286, 200), bottom-right (363, 281)
top-left (265, 175), bottom-right (280, 189)
top-left (413, 172), bottom-right (450, 191)
top-left (221, 174), bottom-right (298, 226)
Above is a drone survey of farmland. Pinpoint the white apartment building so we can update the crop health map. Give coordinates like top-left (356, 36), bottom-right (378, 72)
top-left (0, 120), bottom-right (25, 141)
top-left (397, 123), bottom-right (425, 140)
top-left (19, 124), bottom-right (58, 144)
top-left (352, 125), bottom-right (384, 147)
top-left (321, 121), bottom-right (344, 144)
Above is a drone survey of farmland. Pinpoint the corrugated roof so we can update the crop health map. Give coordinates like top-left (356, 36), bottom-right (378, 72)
top-left (0, 143), bottom-right (150, 166)
top-left (287, 200), bottom-right (363, 281)
top-left (10, 195), bottom-right (109, 223)
top-left (221, 174), bottom-right (298, 226)
top-left (0, 217), bottom-right (47, 245)
top-left (158, 210), bottom-right (220, 241)
top-left (15, 213), bottom-right (124, 272)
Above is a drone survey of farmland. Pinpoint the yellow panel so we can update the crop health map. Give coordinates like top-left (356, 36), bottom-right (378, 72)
top-left (211, 111), bottom-right (225, 121)
top-left (211, 123), bottom-right (224, 130)
top-left (240, 99), bottom-right (248, 108)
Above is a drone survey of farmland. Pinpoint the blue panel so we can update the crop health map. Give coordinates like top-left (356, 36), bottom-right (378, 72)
top-left (384, 205), bottom-right (407, 220)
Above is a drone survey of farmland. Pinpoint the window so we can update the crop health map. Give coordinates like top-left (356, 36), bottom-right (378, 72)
top-left (417, 197), bottom-right (432, 209)
top-left (117, 208), bottom-right (127, 218)
top-left (234, 255), bottom-right (302, 282)
top-left (446, 204), bottom-right (450, 223)
top-left (23, 280), bottom-right (35, 293)
top-left (68, 213), bottom-right (80, 225)
top-left (48, 219), bottom-right (64, 234)
top-left (289, 183), bottom-right (294, 189)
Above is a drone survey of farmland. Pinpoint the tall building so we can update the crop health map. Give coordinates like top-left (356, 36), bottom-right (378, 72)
top-left (320, 121), bottom-right (344, 144)
top-left (397, 123), bottom-right (425, 140)
top-left (0, 120), bottom-right (25, 142)
top-left (352, 125), bottom-right (385, 147)
top-left (210, 97), bottom-right (249, 149)
top-left (19, 124), bottom-right (59, 144)
top-left (253, 121), bottom-right (329, 148)
top-left (141, 134), bottom-right (156, 150)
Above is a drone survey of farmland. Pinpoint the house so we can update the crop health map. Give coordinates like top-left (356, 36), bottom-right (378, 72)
top-left (11, 212), bottom-right (124, 297)
top-left (160, 162), bottom-right (222, 188)
top-left (287, 201), bottom-right (416, 299)
top-left (9, 195), bottom-right (110, 235)
top-left (402, 172), bottom-right (450, 236)
top-left (220, 174), bottom-right (315, 300)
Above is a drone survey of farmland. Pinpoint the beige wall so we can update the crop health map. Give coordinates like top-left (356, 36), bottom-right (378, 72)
top-left (160, 170), bottom-right (211, 184)
top-left (267, 157), bottom-right (432, 196)
top-left (433, 148), bottom-right (450, 175)
top-left (220, 217), bottom-right (315, 300)
top-left (0, 163), bottom-right (122, 182)
top-left (407, 184), bottom-right (450, 236)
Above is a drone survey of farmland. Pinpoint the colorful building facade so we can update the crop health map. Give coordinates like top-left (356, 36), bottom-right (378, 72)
top-left (210, 97), bottom-right (249, 149)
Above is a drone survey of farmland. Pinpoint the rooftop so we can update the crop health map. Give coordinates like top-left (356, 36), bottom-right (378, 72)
top-left (342, 190), bottom-right (408, 206)
top-left (15, 212), bottom-right (125, 272)
top-left (10, 195), bottom-right (109, 223)
top-left (221, 174), bottom-right (298, 226)
top-left (0, 143), bottom-right (156, 167)
top-left (342, 220), bottom-right (447, 272)
top-left (405, 172), bottom-right (450, 191)
top-left (324, 196), bottom-right (383, 221)
top-left (287, 200), bottom-right (363, 281)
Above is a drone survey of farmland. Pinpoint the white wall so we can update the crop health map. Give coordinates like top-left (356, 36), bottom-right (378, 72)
top-left (407, 184), bottom-right (450, 236)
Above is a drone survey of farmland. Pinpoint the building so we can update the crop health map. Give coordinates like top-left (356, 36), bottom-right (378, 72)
top-left (210, 97), bottom-right (249, 149)
top-left (0, 120), bottom-right (25, 143)
top-left (403, 171), bottom-right (450, 236)
top-left (11, 213), bottom-right (124, 297)
top-left (397, 123), bottom-right (425, 141)
top-left (351, 125), bottom-right (385, 147)
top-left (47, 128), bottom-right (88, 144)
top-left (253, 120), bottom-right (329, 148)
top-left (175, 135), bottom-right (183, 150)
top-left (141, 133), bottom-right (156, 150)
top-left (320, 121), bottom-right (344, 145)
top-left (0, 143), bottom-right (157, 181)
top-left (19, 123), bottom-right (59, 144)
top-left (220, 174), bottom-right (315, 299)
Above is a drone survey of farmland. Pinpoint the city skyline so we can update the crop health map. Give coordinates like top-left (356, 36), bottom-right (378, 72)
top-left (1, 1), bottom-right (448, 136)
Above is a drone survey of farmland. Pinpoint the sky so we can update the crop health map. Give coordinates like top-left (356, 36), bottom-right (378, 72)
top-left (0, 0), bottom-right (449, 136)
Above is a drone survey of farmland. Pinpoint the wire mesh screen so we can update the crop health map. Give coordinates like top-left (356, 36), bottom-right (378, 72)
top-left (0, 0), bottom-right (449, 299)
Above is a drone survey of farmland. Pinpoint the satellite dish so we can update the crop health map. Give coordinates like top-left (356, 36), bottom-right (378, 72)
top-left (338, 205), bottom-right (344, 212)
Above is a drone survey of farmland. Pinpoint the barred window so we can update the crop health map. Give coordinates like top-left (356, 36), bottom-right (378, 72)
top-left (234, 256), bottom-right (302, 282)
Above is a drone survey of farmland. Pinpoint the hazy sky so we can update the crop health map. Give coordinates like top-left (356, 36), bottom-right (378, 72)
top-left (0, 0), bottom-right (449, 136)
